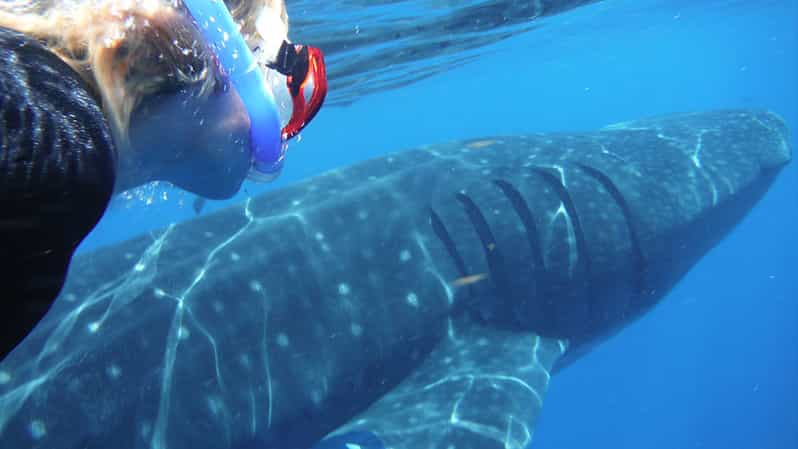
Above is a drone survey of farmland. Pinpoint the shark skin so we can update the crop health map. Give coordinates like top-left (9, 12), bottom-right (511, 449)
top-left (0, 110), bottom-right (791, 449)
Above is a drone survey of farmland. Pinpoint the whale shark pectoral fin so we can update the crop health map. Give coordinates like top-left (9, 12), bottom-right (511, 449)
top-left (327, 318), bottom-right (568, 449)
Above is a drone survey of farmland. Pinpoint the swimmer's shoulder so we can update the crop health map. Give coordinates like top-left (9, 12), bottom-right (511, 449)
top-left (1, 26), bottom-right (117, 359)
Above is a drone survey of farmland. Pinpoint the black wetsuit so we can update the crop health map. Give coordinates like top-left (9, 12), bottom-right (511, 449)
top-left (0, 28), bottom-right (117, 359)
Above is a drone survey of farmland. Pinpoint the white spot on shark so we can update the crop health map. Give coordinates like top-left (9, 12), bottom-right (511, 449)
top-left (399, 249), bottom-right (411, 262)
top-left (87, 322), bottom-right (100, 333)
top-left (249, 280), bottom-right (263, 292)
top-left (230, 252), bottom-right (241, 262)
top-left (0, 370), bottom-right (11, 384)
top-left (106, 364), bottom-right (122, 380)
top-left (239, 354), bottom-right (251, 368)
top-left (206, 396), bottom-right (223, 416)
top-left (29, 420), bottom-right (46, 439)
top-left (406, 292), bottom-right (419, 307)
top-left (310, 389), bottom-right (323, 406)
top-left (276, 333), bottom-right (290, 347)
top-left (338, 283), bottom-right (351, 295)
top-left (351, 323), bottom-right (363, 337)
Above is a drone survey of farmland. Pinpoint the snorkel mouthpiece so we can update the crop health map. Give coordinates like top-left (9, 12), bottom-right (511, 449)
top-left (182, 0), bottom-right (284, 177)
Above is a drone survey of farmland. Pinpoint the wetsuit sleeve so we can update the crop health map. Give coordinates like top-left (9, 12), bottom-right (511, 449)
top-left (0, 27), bottom-right (117, 359)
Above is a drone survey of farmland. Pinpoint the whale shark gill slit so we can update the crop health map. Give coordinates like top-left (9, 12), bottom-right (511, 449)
top-left (493, 178), bottom-right (551, 327)
top-left (454, 192), bottom-right (512, 321)
top-left (531, 166), bottom-right (593, 321)
top-left (492, 179), bottom-right (546, 276)
top-left (428, 207), bottom-right (469, 278)
top-left (575, 163), bottom-right (646, 303)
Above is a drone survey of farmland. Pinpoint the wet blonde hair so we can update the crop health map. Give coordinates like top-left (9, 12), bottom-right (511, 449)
top-left (0, 0), bottom-right (288, 143)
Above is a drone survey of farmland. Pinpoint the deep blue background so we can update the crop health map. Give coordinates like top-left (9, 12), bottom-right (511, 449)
top-left (80, 0), bottom-right (797, 448)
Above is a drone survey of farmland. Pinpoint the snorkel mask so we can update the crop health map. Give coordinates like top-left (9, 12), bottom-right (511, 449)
top-left (182, 0), bottom-right (327, 180)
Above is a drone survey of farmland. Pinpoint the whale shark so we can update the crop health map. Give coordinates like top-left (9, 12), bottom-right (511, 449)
top-left (0, 109), bottom-right (791, 449)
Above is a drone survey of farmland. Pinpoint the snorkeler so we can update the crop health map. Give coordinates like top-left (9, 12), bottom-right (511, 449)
top-left (0, 0), bottom-right (327, 359)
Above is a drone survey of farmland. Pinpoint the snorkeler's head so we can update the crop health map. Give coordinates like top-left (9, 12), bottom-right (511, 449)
top-left (125, 72), bottom-right (254, 199)
top-left (130, 0), bottom-right (327, 193)
top-left (0, 0), bottom-right (327, 198)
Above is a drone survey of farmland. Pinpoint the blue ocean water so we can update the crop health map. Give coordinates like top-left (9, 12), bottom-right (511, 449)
top-left (78, 0), bottom-right (797, 448)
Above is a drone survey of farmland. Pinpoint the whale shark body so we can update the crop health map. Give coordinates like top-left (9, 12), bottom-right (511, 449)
top-left (0, 110), bottom-right (791, 449)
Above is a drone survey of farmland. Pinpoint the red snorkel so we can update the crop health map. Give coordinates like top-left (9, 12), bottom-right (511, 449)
top-left (268, 41), bottom-right (328, 141)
